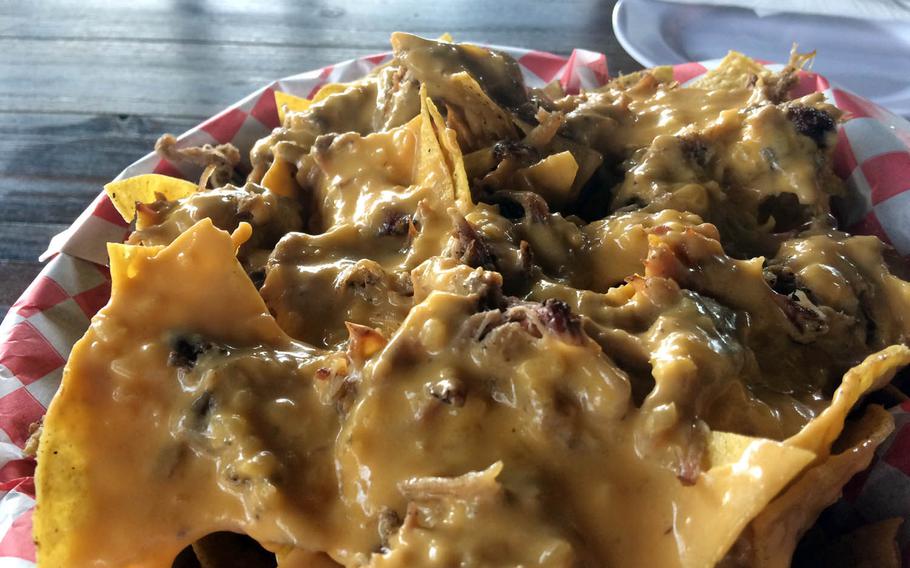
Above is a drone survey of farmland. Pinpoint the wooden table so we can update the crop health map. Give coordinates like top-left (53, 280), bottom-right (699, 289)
top-left (0, 0), bottom-right (640, 318)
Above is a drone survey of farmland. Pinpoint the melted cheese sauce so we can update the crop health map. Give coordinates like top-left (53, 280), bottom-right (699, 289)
top-left (35, 36), bottom-right (910, 568)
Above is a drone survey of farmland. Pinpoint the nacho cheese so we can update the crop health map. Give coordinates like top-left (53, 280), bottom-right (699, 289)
top-left (35, 34), bottom-right (910, 567)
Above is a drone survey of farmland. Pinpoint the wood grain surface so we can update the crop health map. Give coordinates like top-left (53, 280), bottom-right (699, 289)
top-left (0, 0), bottom-right (640, 317)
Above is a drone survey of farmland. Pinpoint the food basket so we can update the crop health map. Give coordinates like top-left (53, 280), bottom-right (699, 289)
top-left (1, 44), bottom-right (909, 565)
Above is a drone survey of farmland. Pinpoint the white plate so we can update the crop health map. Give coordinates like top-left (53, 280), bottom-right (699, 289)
top-left (613, 0), bottom-right (910, 116)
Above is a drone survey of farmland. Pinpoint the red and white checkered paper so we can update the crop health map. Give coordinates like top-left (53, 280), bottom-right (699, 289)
top-left (2, 47), bottom-right (910, 566)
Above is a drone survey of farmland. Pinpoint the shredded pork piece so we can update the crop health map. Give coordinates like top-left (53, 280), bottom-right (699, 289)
top-left (757, 46), bottom-right (816, 104)
top-left (155, 133), bottom-right (241, 188)
top-left (23, 421), bottom-right (42, 457)
top-left (397, 462), bottom-right (504, 502)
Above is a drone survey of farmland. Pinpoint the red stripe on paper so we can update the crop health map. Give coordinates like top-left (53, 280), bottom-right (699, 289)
top-left (11, 277), bottom-right (68, 318)
top-left (0, 322), bottom-right (65, 386)
top-left (861, 152), bottom-right (910, 205)
top-left (672, 62), bottom-right (707, 84)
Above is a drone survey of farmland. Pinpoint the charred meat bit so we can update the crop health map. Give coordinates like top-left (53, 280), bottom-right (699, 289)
top-left (427, 377), bottom-right (467, 407)
top-left (339, 261), bottom-right (384, 292)
top-left (168, 334), bottom-right (215, 369)
top-left (764, 266), bottom-right (829, 342)
top-left (135, 197), bottom-right (173, 227)
top-left (536, 299), bottom-right (583, 342)
top-left (377, 508), bottom-right (402, 551)
top-left (763, 265), bottom-right (798, 296)
top-left (378, 211), bottom-right (413, 237)
top-left (488, 190), bottom-right (550, 223)
top-left (476, 283), bottom-right (507, 313)
top-left (476, 299), bottom-right (584, 344)
top-left (493, 196), bottom-right (525, 221)
top-left (679, 135), bottom-right (709, 168)
top-left (518, 240), bottom-right (535, 276)
top-left (786, 105), bottom-right (836, 147)
top-left (491, 140), bottom-right (539, 164)
top-left (760, 66), bottom-right (799, 104)
top-left (773, 290), bottom-right (829, 343)
top-left (450, 217), bottom-right (497, 271)
top-left (331, 376), bottom-right (359, 416)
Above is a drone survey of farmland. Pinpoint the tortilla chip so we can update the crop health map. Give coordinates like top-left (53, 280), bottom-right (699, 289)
top-left (260, 158), bottom-right (299, 198)
top-left (311, 82), bottom-right (349, 103)
top-left (462, 147), bottom-right (496, 181)
top-left (537, 80), bottom-right (566, 101)
top-left (35, 220), bottom-right (287, 567)
top-left (104, 174), bottom-right (197, 223)
top-left (690, 51), bottom-right (768, 91)
top-left (672, 434), bottom-right (816, 568)
top-left (415, 96), bottom-right (447, 197)
top-left (447, 71), bottom-right (517, 147)
top-left (748, 405), bottom-right (895, 567)
top-left (421, 86), bottom-right (472, 207)
top-left (274, 90), bottom-right (312, 123)
top-left (605, 66), bottom-right (675, 90)
top-left (514, 151), bottom-right (579, 208)
top-left (786, 345), bottom-right (910, 457)
top-left (706, 431), bottom-right (762, 468)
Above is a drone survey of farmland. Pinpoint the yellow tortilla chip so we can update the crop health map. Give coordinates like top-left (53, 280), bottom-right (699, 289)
top-left (690, 51), bottom-right (768, 91)
top-left (311, 82), bottom-right (349, 103)
top-left (654, 431), bottom-right (815, 568)
top-left (260, 158), bottom-right (299, 198)
top-left (727, 348), bottom-right (910, 566)
top-left (605, 66), bottom-right (675, 90)
top-left (748, 405), bottom-right (895, 567)
top-left (104, 174), bottom-right (197, 223)
top-left (274, 90), bottom-right (312, 123)
top-left (514, 151), bottom-right (579, 208)
top-left (787, 344), bottom-right (910, 457)
top-left (421, 85), bottom-right (472, 208)
top-left (462, 147), bottom-right (496, 181)
top-left (109, 243), bottom-right (165, 279)
top-left (447, 71), bottom-right (517, 146)
top-left (706, 430), bottom-right (762, 468)
top-left (436, 32), bottom-right (454, 43)
top-left (35, 220), bottom-right (288, 567)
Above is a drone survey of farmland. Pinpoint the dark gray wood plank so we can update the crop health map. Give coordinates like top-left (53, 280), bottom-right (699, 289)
top-left (0, 112), bottom-right (199, 239)
top-left (0, 260), bottom-right (42, 316)
top-left (0, 1), bottom-right (639, 118)
top-left (0, 38), bottom-right (372, 117)
top-left (0, 0), bottom-right (632, 59)
top-left (0, 222), bottom-right (65, 262)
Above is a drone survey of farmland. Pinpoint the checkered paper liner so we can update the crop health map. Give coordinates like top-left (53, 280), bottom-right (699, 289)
top-left (2, 47), bottom-right (910, 566)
